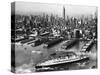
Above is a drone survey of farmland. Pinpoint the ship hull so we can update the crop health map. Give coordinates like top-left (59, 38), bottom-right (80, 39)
top-left (35, 57), bottom-right (89, 68)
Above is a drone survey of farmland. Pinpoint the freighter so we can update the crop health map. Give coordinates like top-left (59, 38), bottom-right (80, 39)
top-left (61, 39), bottom-right (79, 49)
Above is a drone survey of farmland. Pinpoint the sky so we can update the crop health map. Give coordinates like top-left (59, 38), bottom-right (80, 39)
top-left (15, 1), bottom-right (97, 17)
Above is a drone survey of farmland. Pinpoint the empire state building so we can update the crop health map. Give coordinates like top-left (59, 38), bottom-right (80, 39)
top-left (63, 6), bottom-right (65, 20)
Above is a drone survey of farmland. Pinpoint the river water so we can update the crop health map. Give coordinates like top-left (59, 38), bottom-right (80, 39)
top-left (35, 40), bottom-right (97, 72)
top-left (15, 40), bottom-right (97, 73)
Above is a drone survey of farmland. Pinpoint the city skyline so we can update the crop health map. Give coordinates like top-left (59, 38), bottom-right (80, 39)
top-left (15, 2), bottom-right (97, 17)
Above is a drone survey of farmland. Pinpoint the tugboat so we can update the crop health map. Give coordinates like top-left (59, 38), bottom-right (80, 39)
top-left (35, 52), bottom-right (89, 68)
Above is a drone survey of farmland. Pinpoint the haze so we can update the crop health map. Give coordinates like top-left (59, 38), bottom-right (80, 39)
top-left (15, 2), bottom-right (97, 17)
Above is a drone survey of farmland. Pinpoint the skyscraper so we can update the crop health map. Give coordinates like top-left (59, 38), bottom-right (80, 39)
top-left (63, 6), bottom-right (65, 20)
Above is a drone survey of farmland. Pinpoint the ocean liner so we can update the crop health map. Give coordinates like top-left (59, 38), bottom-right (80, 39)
top-left (36, 52), bottom-right (89, 68)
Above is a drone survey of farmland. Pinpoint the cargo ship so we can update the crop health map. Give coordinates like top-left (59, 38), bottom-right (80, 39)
top-left (61, 39), bottom-right (79, 49)
top-left (43, 37), bottom-right (64, 48)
